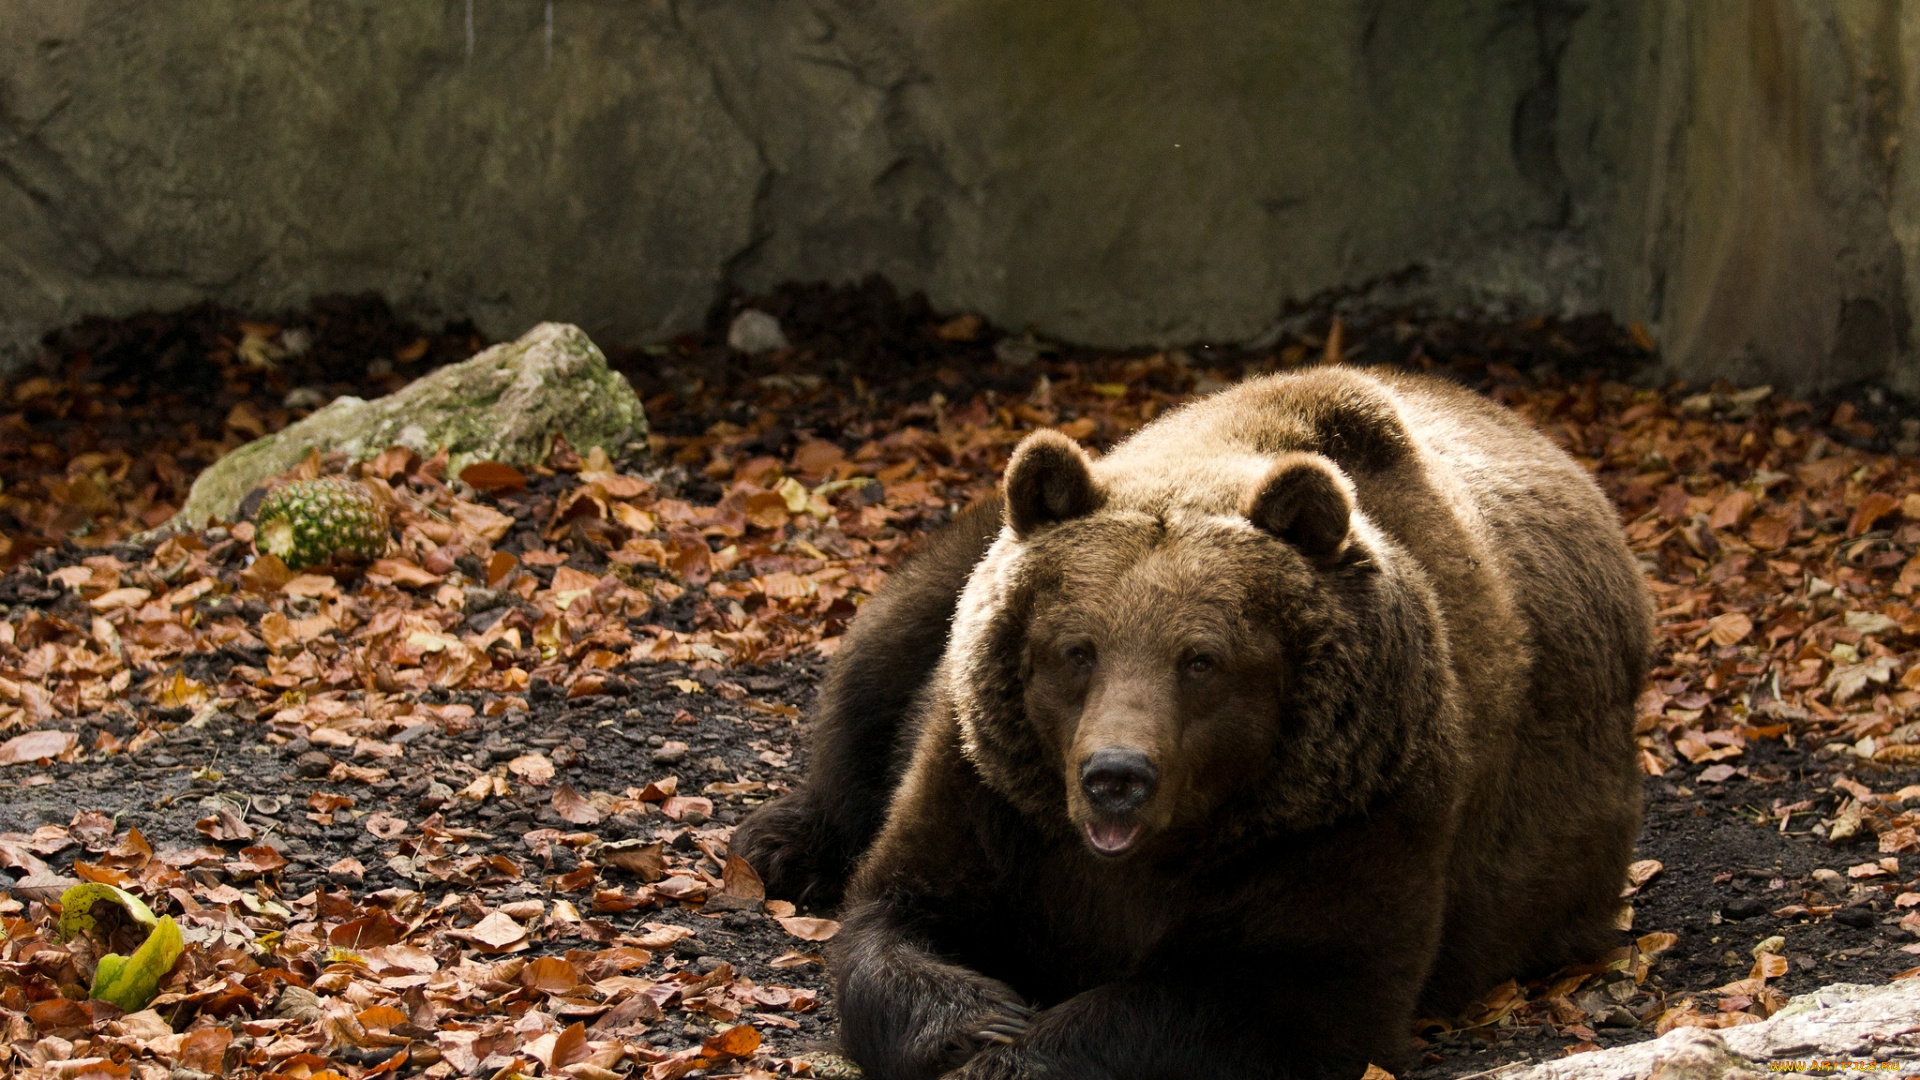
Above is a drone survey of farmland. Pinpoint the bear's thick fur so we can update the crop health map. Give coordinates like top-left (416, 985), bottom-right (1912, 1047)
top-left (733, 368), bottom-right (1650, 1079)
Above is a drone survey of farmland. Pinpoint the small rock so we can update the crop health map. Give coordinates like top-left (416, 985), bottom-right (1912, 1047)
top-left (419, 780), bottom-right (455, 810)
top-left (604, 811), bottom-right (647, 839)
top-left (1832, 906), bottom-right (1876, 928)
top-left (463, 587), bottom-right (505, 613)
top-left (283, 386), bottom-right (327, 410)
top-left (994, 333), bottom-right (1047, 367)
top-left (1597, 1004), bottom-right (1638, 1027)
top-left (294, 751), bottom-right (334, 778)
top-left (727, 309), bottom-right (788, 355)
top-left (176, 322), bottom-right (647, 526)
top-left (391, 724), bottom-right (433, 746)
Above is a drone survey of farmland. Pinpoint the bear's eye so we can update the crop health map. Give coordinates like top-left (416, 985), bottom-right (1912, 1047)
top-left (1064, 643), bottom-right (1096, 669)
top-left (1184, 653), bottom-right (1218, 677)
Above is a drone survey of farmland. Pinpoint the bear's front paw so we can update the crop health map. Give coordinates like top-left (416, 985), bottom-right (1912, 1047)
top-left (940, 1043), bottom-right (1032, 1080)
top-left (931, 983), bottom-right (1034, 1070)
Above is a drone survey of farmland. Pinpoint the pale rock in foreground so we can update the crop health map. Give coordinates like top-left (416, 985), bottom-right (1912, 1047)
top-left (1495, 981), bottom-right (1920, 1080)
top-left (174, 322), bottom-right (647, 527)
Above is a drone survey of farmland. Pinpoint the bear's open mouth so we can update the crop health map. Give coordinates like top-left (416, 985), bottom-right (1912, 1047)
top-left (1084, 819), bottom-right (1143, 855)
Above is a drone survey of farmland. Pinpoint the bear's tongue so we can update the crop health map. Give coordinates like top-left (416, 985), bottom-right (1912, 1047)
top-left (1085, 820), bottom-right (1142, 855)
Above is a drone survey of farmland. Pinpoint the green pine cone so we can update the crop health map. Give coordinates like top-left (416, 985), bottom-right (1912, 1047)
top-left (253, 477), bottom-right (390, 570)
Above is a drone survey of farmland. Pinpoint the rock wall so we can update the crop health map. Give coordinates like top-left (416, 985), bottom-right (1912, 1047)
top-left (4, 0), bottom-right (1920, 391)
top-left (1581, 0), bottom-right (1920, 395)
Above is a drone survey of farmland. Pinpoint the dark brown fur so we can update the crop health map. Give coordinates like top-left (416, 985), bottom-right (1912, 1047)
top-left (734, 368), bottom-right (1651, 1079)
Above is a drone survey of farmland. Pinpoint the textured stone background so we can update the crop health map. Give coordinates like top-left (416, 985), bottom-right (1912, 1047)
top-left (3, 1), bottom-right (1920, 392)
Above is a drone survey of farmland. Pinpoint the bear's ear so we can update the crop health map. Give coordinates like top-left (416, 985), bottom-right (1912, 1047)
top-left (1004, 430), bottom-right (1102, 537)
top-left (1243, 454), bottom-right (1352, 563)
top-left (1311, 391), bottom-right (1410, 474)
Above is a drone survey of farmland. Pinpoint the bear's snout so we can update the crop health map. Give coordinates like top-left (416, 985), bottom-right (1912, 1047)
top-left (1079, 748), bottom-right (1158, 816)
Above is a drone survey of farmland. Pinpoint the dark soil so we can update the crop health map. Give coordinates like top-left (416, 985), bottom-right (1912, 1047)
top-left (0, 655), bottom-right (842, 1063)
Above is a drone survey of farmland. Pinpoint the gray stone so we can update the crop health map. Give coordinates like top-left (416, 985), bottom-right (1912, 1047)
top-left (1494, 981), bottom-right (1920, 1080)
top-left (726, 309), bottom-right (789, 355)
top-left (174, 322), bottom-right (645, 527)
top-left (7, 3), bottom-right (1920, 392)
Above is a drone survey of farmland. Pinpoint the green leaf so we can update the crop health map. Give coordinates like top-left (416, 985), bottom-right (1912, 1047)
top-left (57, 882), bottom-right (158, 942)
top-left (89, 914), bottom-right (183, 1011)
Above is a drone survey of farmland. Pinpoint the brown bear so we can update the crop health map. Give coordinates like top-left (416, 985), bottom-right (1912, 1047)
top-left (733, 366), bottom-right (1650, 1079)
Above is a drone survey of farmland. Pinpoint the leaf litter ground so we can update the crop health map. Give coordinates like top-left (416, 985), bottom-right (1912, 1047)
top-left (5, 284), bottom-right (1920, 1076)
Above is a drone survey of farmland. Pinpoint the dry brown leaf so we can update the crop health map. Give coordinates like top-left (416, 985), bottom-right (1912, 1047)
top-left (776, 916), bottom-right (841, 942)
top-left (450, 910), bottom-right (529, 952)
top-left (0, 729), bottom-right (78, 765)
top-left (720, 854), bottom-right (766, 901)
top-left (368, 558), bottom-right (441, 588)
top-left (220, 845), bottom-right (287, 879)
top-left (364, 812), bottom-right (409, 840)
top-left (194, 806), bottom-right (254, 842)
top-left (459, 460), bottom-right (528, 493)
top-left (1704, 612), bottom-right (1753, 647)
top-left (523, 956), bottom-right (581, 994)
top-left (552, 785), bottom-right (606, 826)
top-left (602, 840), bottom-right (666, 882)
top-left (509, 753), bottom-right (556, 786)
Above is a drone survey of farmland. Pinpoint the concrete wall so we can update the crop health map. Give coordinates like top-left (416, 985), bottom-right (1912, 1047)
top-left (3, 0), bottom-right (1920, 392)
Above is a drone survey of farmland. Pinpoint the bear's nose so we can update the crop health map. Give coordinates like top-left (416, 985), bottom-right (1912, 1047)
top-left (1079, 749), bottom-right (1158, 815)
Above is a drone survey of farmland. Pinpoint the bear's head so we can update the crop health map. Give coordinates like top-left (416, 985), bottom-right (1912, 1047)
top-left (941, 426), bottom-right (1458, 860)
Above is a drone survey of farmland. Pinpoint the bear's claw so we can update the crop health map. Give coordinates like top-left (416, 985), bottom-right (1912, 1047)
top-left (973, 1021), bottom-right (1027, 1045)
top-left (970, 996), bottom-right (1034, 1045)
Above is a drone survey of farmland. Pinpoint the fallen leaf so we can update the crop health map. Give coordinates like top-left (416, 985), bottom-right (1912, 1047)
top-left (509, 753), bottom-right (556, 786)
top-left (1703, 612), bottom-right (1753, 648)
top-left (702, 1023), bottom-right (761, 1060)
top-left (225, 845), bottom-right (289, 875)
top-left (552, 785), bottom-right (606, 825)
top-left (195, 806), bottom-right (255, 842)
top-left (522, 956), bottom-right (580, 994)
top-left (776, 916), bottom-right (841, 942)
top-left (460, 461), bottom-right (528, 494)
top-left (0, 729), bottom-right (78, 765)
top-left (601, 840), bottom-right (666, 882)
top-left (450, 910), bottom-right (529, 952)
top-left (364, 812), bottom-right (409, 840)
top-left (720, 855), bottom-right (765, 901)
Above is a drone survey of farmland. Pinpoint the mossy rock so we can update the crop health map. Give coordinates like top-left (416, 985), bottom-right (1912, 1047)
top-left (175, 322), bottom-right (647, 527)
